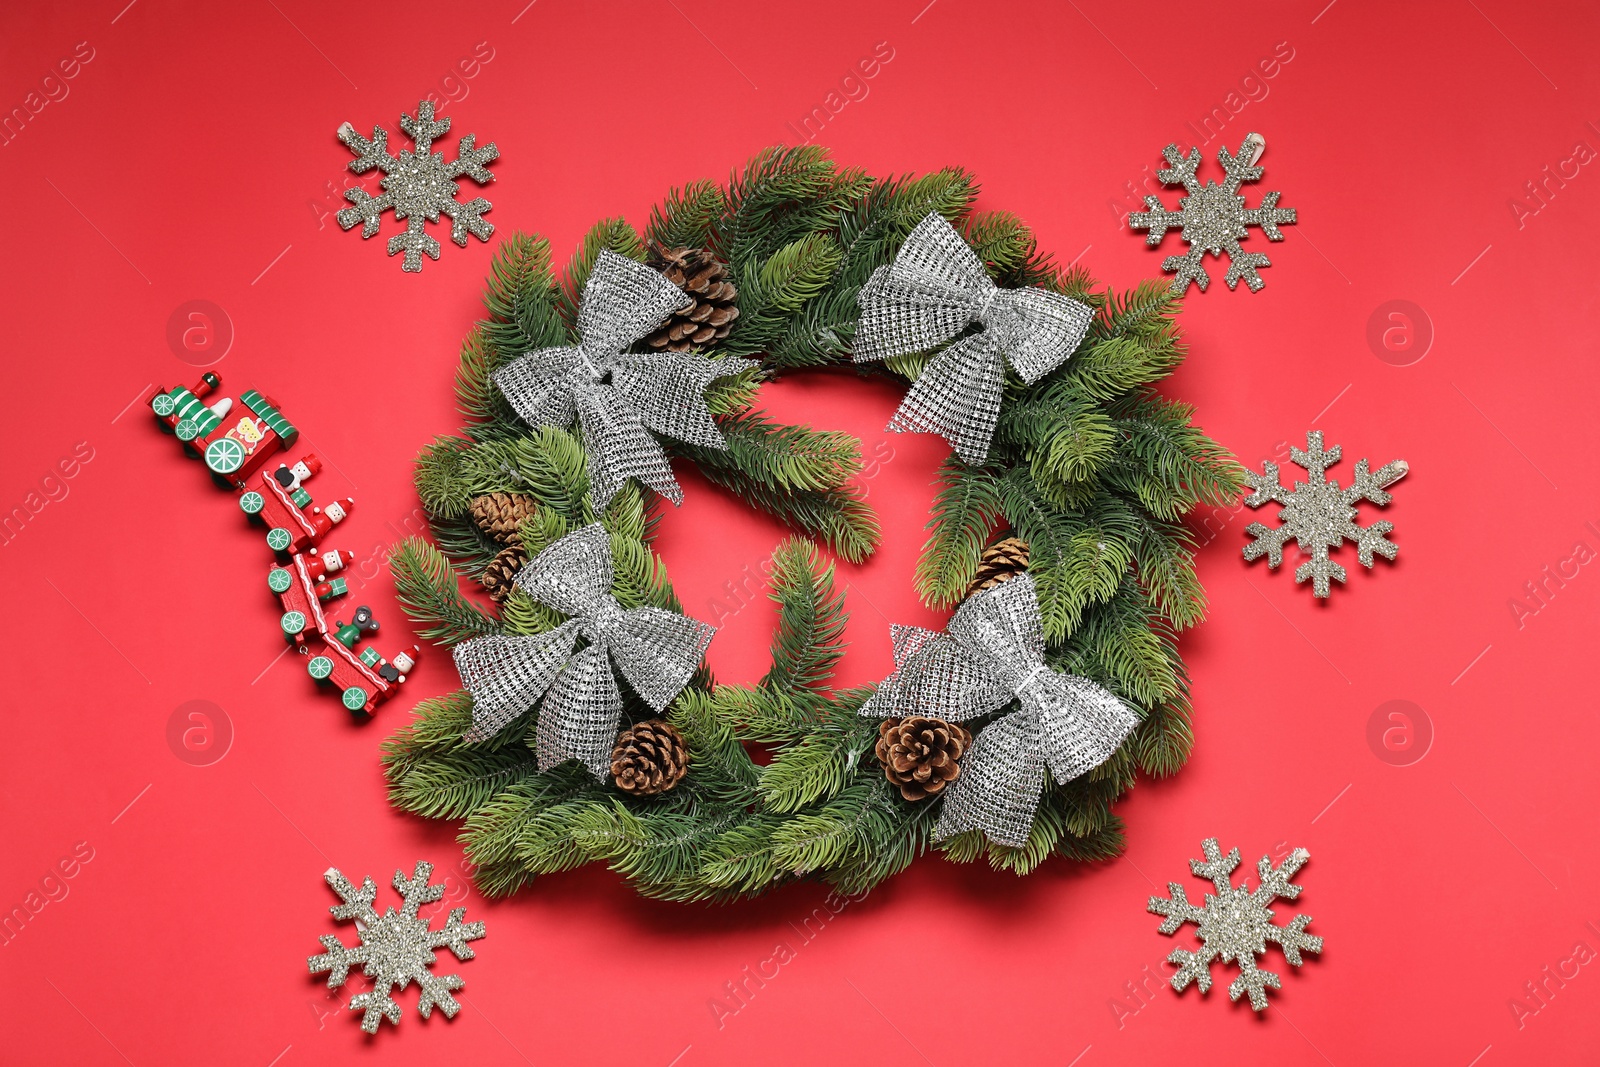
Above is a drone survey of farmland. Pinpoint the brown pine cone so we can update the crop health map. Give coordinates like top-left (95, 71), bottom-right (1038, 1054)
top-left (469, 492), bottom-right (539, 542)
top-left (479, 543), bottom-right (527, 603)
top-left (611, 719), bottom-right (690, 796)
top-left (643, 243), bottom-right (740, 351)
top-left (966, 536), bottom-right (1029, 597)
top-left (875, 716), bottom-right (972, 802)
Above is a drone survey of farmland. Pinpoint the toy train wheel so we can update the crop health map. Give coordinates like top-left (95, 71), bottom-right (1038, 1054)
top-left (341, 687), bottom-right (369, 712)
top-left (267, 568), bottom-right (293, 594)
top-left (266, 527), bottom-right (293, 552)
top-left (307, 656), bottom-right (334, 680)
top-left (280, 610), bottom-right (307, 636)
top-left (239, 491), bottom-right (265, 515)
top-left (151, 395), bottom-right (176, 417)
top-left (175, 418), bottom-right (201, 441)
top-left (205, 437), bottom-right (246, 475)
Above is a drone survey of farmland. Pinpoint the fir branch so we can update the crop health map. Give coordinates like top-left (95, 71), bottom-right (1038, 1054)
top-left (718, 145), bottom-right (846, 269)
top-left (1058, 776), bottom-right (1122, 837)
top-left (570, 798), bottom-right (738, 890)
top-left (1068, 579), bottom-right (1182, 709)
top-left (915, 458), bottom-right (1002, 608)
top-left (454, 326), bottom-right (515, 435)
top-left (607, 529), bottom-right (682, 613)
top-left (559, 218), bottom-right (645, 327)
top-left (1106, 394), bottom-right (1246, 519)
top-left (389, 537), bottom-right (500, 645)
top-left (670, 691), bottom-right (762, 806)
top-left (431, 511), bottom-right (502, 578)
top-left (414, 436), bottom-right (477, 518)
top-left (453, 428), bottom-right (591, 519)
top-left (464, 767), bottom-right (611, 895)
top-left (833, 168), bottom-right (977, 287)
top-left (645, 179), bottom-right (727, 251)
top-left (765, 287), bottom-right (861, 368)
top-left (479, 232), bottom-right (569, 366)
top-left (702, 362), bottom-right (764, 416)
top-left (1092, 277), bottom-right (1184, 345)
top-left (1064, 333), bottom-right (1183, 404)
top-left (697, 684), bottom-right (839, 744)
top-left (379, 690), bottom-right (520, 759)
top-left (725, 232), bottom-right (844, 362)
top-left (1028, 404), bottom-right (1118, 485)
top-left (758, 718), bottom-right (875, 813)
top-left (385, 690), bottom-right (474, 750)
top-left (999, 470), bottom-right (1137, 640)
top-left (761, 537), bottom-right (849, 692)
top-left (1055, 814), bottom-right (1126, 862)
top-left (769, 781), bottom-right (901, 874)
top-left (512, 796), bottom-right (611, 876)
top-left (694, 816), bottom-right (788, 900)
top-left (825, 799), bottom-right (935, 895)
top-left (1131, 690), bottom-right (1194, 777)
top-left (385, 746), bottom-right (537, 819)
top-left (1132, 515), bottom-right (1206, 630)
top-left (682, 409), bottom-right (864, 493)
top-left (961, 210), bottom-right (1038, 279)
top-left (497, 588), bottom-right (565, 638)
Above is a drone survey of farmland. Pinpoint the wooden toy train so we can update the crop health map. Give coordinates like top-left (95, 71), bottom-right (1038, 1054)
top-left (151, 373), bottom-right (419, 716)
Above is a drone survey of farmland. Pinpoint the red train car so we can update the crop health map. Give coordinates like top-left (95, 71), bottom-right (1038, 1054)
top-left (305, 606), bottom-right (422, 717)
top-left (238, 455), bottom-right (354, 555)
top-left (267, 548), bottom-right (350, 647)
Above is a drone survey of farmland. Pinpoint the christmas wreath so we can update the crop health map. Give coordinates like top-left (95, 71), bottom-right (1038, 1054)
top-left (383, 147), bottom-right (1243, 901)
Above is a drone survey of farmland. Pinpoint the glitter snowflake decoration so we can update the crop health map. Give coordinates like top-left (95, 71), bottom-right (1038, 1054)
top-left (335, 100), bottom-right (499, 272)
top-left (1148, 838), bottom-right (1323, 1011)
top-left (1129, 133), bottom-right (1296, 293)
top-left (1243, 431), bottom-right (1409, 598)
top-left (308, 862), bottom-right (486, 1033)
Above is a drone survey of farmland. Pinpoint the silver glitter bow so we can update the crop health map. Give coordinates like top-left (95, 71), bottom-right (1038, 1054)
top-left (861, 573), bottom-right (1138, 847)
top-left (492, 250), bottom-right (756, 508)
top-left (852, 212), bottom-right (1095, 465)
top-left (452, 524), bottom-right (715, 778)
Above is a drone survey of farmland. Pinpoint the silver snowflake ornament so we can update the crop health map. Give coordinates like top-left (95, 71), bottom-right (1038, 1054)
top-left (1244, 430), bottom-right (1408, 598)
top-left (1129, 133), bottom-right (1296, 293)
top-left (336, 100), bottom-right (499, 272)
top-left (308, 862), bottom-right (486, 1033)
top-left (1148, 838), bottom-right (1323, 1011)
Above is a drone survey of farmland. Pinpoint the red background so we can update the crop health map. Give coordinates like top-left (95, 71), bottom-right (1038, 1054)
top-left (2, 1), bottom-right (1597, 1064)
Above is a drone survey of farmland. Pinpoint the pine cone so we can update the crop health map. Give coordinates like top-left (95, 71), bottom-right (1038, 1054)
top-left (875, 716), bottom-right (972, 802)
top-left (644, 243), bottom-right (740, 351)
top-left (966, 537), bottom-right (1029, 597)
top-left (480, 543), bottom-right (527, 603)
top-left (469, 492), bottom-right (539, 542)
top-left (611, 719), bottom-right (690, 796)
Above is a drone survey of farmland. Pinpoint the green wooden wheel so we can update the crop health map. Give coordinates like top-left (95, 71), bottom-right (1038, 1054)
top-left (175, 418), bottom-right (200, 442)
top-left (204, 436), bottom-right (246, 474)
top-left (280, 610), bottom-right (306, 636)
top-left (266, 527), bottom-right (293, 552)
top-left (341, 686), bottom-right (369, 711)
top-left (307, 656), bottom-right (334, 680)
top-left (151, 394), bottom-right (176, 417)
top-left (267, 568), bottom-right (293, 594)
top-left (239, 491), bottom-right (265, 515)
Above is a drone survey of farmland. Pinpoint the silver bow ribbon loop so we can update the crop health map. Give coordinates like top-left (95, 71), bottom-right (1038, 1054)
top-left (453, 524), bottom-right (716, 779)
top-left (853, 212), bottom-right (1095, 464)
top-left (933, 707), bottom-right (1046, 847)
top-left (492, 250), bottom-right (758, 508)
top-left (860, 573), bottom-right (1138, 847)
